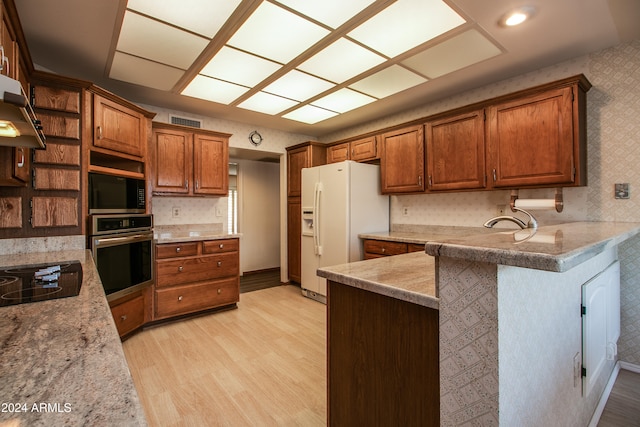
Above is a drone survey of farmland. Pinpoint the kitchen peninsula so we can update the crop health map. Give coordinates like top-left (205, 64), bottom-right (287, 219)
top-left (0, 250), bottom-right (146, 426)
top-left (318, 221), bottom-right (640, 426)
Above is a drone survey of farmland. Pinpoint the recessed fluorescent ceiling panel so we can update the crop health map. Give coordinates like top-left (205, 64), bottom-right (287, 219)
top-left (283, 105), bottom-right (338, 124)
top-left (298, 38), bottom-right (386, 83)
top-left (349, 65), bottom-right (427, 99)
top-left (110, 51), bottom-right (184, 90)
top-left (277, 0), bottom-right (376, 28)
top-left (182, 75), bottom-right (248, 104)
top-left (199, 46), bottom-right (281, 87)
top-left (264, 70), bottom-right (334, 101)
top-left (237, 92), bottom-right (298, 115)
top-left (227, 2), bottom-right (330, 64)
top-left (116, 11), bottom-right (209, 69)
top-left (126, 0), bottom-right (242, 38)
top-left (402, 29), bottom-right (502, 78)
top-left (312, 88), bottom-right (376, 113)
top-left (348, 0), bottom-right (465, 57)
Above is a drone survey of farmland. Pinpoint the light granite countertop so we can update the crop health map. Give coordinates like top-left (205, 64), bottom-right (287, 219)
top-left (0, 250), bottom-right (147, 426)
top-left (317, 251), bottom-right (437, 309)
top-left (154, 223), bottom-right (240, 244)
top-left (319, 221), bottom-right (640, 308)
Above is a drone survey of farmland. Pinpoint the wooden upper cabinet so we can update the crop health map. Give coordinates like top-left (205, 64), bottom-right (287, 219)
top-left (93, 94), bottom-right (145, 158)
top-left (350, 136), bottom-right (377, 162)
top-left (152, 123), bottom-right (230, 196)
top-left (193, 133), bottom-right (228, 195)
top-left (327, 142), bottom-right (349, 164)
top-left (380, 125), bottom-right (425, 194)
top-left (488, 85), bottom-right (576, 188)
top-left (153, 127), bottom-right (192, 194)
top-left (425, 109), bottom-right (486, 191)
top-left (327, 136), bottom-right (377, 164)
top-left (286, 142), bottom-right (326, 197)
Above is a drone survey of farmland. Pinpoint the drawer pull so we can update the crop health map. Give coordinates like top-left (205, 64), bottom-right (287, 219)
top-left (219, 243), bottom-right (224, 249)
top-left (120, 315), bottom-right (127, 321)
top-left (178, 295), bottom-right (183, 301)
top-left (178, 266), bottom-right (184, 272)
top-left (217, 261), bottom-right (222, 267)
top-left (217, 288), bottom-right (222, 294)
top-left (176, 247), bottom-right (181, 253)
top-left (382, 247), bottom-right (386, 253)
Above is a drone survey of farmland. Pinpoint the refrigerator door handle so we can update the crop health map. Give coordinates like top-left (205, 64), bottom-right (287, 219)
top-left (314, 182), bottom-right (323, 255)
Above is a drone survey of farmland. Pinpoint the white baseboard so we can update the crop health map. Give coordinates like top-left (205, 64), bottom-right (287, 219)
top-left (588, 362), bottom-right (621, 427)
top-left (620, 361), bottom-right (640, 373)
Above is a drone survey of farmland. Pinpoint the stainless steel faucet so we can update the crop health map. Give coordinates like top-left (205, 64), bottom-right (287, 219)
top-left (483, 207), bottom-right (538, 230)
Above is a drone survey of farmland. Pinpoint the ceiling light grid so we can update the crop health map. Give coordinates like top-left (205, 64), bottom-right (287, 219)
top-left (109, 0), bottom-right (506, 125)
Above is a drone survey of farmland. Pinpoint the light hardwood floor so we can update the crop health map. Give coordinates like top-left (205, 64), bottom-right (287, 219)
top-left (598, 368), bottom-right (640, 426)
top-left (122, 284), bottom-right (326, 426)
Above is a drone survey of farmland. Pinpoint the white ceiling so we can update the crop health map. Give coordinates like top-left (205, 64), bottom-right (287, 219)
top-left (14, 0), bottom-right (640, 139)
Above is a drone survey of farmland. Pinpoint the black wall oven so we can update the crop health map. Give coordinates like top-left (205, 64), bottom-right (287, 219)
top-left (90, 214), bottom-right (153, 302)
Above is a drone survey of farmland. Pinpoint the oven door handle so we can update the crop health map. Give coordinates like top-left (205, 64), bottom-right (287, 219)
top-left (94, 234), bottom-right (152, 245)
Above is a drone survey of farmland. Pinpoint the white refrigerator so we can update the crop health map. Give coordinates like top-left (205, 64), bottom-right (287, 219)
top-left (301, 161), bottom-right (389, 303)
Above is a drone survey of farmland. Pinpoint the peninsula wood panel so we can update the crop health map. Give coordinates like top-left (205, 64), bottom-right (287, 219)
top-left (328, 281), bottom-right (439, 426)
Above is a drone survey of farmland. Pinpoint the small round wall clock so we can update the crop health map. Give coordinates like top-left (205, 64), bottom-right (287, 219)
top-left (249, 130), bottom-right (263, 146)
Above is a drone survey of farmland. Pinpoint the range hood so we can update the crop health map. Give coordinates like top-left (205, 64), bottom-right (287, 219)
top-left (0, 73), bottom-right (45, 149)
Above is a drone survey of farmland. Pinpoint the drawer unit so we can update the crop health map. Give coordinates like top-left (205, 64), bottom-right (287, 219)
top-left (363, 239), bottom-right (425, 259)
top-left (109, 292), bottom-right (146, 338)
top-left (154, 238), bottom-right (240, 320)
top-left (156, 252), bottom-right (239, 288)
top-left (155, 277), bottom-right (239, 318)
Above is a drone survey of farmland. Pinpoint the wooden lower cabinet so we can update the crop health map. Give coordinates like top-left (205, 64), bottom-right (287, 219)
top-left (363, 239), bottom-right (425, 259)
top-left (109, 287), bottom-right (152, 339)
top-left (154, 238), bottom-right (240, 321)
top-left (328, 281), bottom-right (439, 426)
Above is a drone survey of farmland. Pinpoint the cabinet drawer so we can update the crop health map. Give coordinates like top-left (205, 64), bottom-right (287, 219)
top-left (156, 242), bottom-right (199, 259)
top-left (155, 277), bottom-right (239, 318)
top-left (202, 239), bottom-right (239, 254)
top-left (363, 239), bottom-right (407, 256)
top-left (156, 252), bottom-right (239, 287)
top-left (110, 294), bottom-right (144, 337)
top-left (408, 243), bottom-right (425, 253)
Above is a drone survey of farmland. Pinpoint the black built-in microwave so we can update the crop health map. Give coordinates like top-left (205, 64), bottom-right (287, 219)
top-left (88, 172), bottom-right (146, 214)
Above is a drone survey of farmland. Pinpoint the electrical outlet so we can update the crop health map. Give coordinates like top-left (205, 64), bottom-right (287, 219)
top-left (402, 207), bottom-right (409, 216)
top-left (172, 207), bottom-right (180, 218)
top-left (496, 204), bottom-right (507, 215)
top-left (216, 207), bottom-right (223, 217)
top-left (615, 183), bottom-right (630, 199)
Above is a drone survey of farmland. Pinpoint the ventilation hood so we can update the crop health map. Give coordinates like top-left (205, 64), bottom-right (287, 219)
top-left (0, 73), bottom-right (45, 149)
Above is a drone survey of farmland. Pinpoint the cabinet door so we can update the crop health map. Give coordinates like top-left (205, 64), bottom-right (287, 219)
top-left (287, 147), bottom-right (309, 197)
top-left (351, 136), bottom-right (377, 162)
top-left (380, 125), bottom-right (425, 193)
top-left (488, 86), bottom-right (575, 188)
top-left (426, 110), bottom-right (486, 191)
top-left (327, 143), bottom-right (350, 164)
top-left (153, 128), bottom-right (192, 194)
top-left (287, 199), bottom-right (302, 283)
top-left (193, 134), bottom-right (228, 195)
top-left (94, 95), bottom-right (144, 157)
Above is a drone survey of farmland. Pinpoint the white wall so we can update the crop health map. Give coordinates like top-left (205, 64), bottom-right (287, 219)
top-left (235, 158), bottom-right (281, 273)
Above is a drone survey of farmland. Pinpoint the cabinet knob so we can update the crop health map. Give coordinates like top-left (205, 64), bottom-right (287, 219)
top-left (217, 261), bottom-right (222, 267)
top-left (176, 246), bottom-right (181, 253)
top-left (382, 247), bottom-right (386, 253)
top-left (178, 295), bottom-right (183, 301)
top-left (178, 266), bottom-right (184, 272)
top-left (217, 288), bottom-right (222, 295)
top-left (185, 179), bottom-right (189, 189)
top-left (96, 126), bottom-right (102, 139)
top-left (120, 315), bottom-right (127, 321)
top-left (219, 243), bottom-right (224, 249)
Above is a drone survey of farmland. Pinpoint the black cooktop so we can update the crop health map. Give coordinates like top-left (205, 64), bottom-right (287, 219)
top-left (0, 261), bottom-right (83, 307)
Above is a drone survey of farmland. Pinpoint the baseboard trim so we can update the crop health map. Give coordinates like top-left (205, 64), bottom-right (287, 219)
top-left (620, 361), bottom-right (640, 373)
top-left (588, 361), bottom-right (621, 427)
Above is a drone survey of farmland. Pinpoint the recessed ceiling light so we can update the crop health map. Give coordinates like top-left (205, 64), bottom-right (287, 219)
top-left (499, 6), bottom-right (536, 27)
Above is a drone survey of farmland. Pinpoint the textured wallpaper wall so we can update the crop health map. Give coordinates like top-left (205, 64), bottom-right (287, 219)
top-left (322, 39), bottom-right (640, 366)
